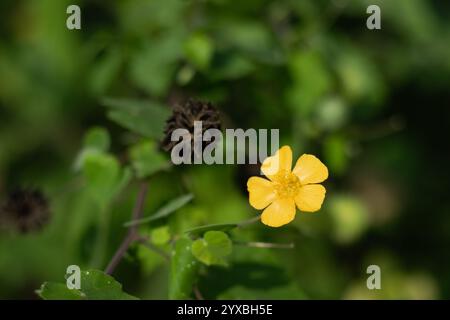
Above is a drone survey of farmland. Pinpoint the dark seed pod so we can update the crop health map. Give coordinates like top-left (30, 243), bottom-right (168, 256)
top-left (0, 188), bottom-right (50, 233)
top-left (161, 99), bottom-right (221, 155)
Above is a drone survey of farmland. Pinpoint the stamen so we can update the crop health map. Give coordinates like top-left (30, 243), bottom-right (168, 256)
top-left (273, 171), bottom-right (301, 199)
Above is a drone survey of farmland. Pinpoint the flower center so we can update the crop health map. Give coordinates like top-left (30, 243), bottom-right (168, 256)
top-left (273, 170), bottom-right (301, 199)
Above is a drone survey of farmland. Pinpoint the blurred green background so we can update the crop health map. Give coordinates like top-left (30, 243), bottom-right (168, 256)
top-left (1, 0), bottom-right (450, 299)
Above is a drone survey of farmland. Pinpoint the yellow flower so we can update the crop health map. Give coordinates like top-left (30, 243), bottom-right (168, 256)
top-left (247, 146), bottom-right (328, 227)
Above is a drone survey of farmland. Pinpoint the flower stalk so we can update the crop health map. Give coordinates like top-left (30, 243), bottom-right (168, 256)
top-left (105, 181), bottom-right (149, 275)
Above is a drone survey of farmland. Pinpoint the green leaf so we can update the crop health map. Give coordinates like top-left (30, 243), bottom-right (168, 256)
top-left (335, 46), bottom-right (386, 112)
top-left (287, 51), bottom-right (332, 116)
top-left (191, 231), bottom-right (232, 266)
top-left (89, 47), bottom-right (122, 95)
top-left (185, 223), bottom-right (238, 237)
top-left (176, 65), bottom-right (195, 85)
top-left (216, 20), bottom-right (273, 59)
top-left (169, 237), bottom-right (199, 299)
top-left (316, 97), bottom-right (348, 131)
top-left (83, 127), bottom-right (110, 152)
top-left (151, 226), bottom-right (171, 245)
top-left (137, 243), bottom-right (166, 275)
top-left (324, 135), bottom-right (348, 175)
top-left (124, 194), bottom-right (193, 227)
top-left (82, 153), bottom-right (129, 206)
top-left (211, 55), bottom-right (254, 80)
top-left (328, 195), bottom-right (369, 244)
top-left (116, 166), bottom-right (132, 193)
top-left (79, 270), bottom-right (138, 300)
top-left (37, 270), bottom-right (138, 300)
top-left (128, 33), bottom-right (183, 96)
top-left (36, 282), bottom-right (86, 300)
top-left (74, 127), bottom-right (111, 171)
top-left (184, 33), bottom-right (214, 70)
top-left (129, 140), bottom-right (170, 179)
top-left (102, 97), bottom-right (171, 139)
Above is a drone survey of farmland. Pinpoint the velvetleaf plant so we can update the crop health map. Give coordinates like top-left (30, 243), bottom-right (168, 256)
top-left (36, 99), bottom-right (328, 300)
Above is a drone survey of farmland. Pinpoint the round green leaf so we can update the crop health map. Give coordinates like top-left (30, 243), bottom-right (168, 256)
top-left (191, 231), bottom-right (232, 266)
top-left (82, 153), bottom-right (124, 206)
top-left (151, 226), bottom-right (171, 245)
top-left (129, 140), bottom-right (170, 179)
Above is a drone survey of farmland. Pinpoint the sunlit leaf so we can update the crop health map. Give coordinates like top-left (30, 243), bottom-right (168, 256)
top-left (36, 282), bottom-right (85, 300)
top-left (151, 226), bottom-right (171, 245)
top-left (191, 231), bottom-right (232, 266)
top-left (169, 237), bottom-right (199, 299)
top-left (37, 270), bottom-right (138, 300)
top-left (79, 269), bottom-right (138, 300)
top-left (184, 33), bottom-right (214, 70)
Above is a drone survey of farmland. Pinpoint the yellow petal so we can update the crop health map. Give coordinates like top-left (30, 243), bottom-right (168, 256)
top-left (292, 154), bottom-right (328, 185)
top-left (295, 184), bottom-right (326, 212)
top-left (261, 146), bottom-right (292, 180)
top-left (247, 177), bottom-right (276, 209)
top-left (261, 198), bottom-right (296, 227)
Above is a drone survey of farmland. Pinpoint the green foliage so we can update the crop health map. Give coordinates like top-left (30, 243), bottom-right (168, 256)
top-left (83, 127), bottom-right (111, 152)
top-left (129, 32), bottom-right (184, 96)
top-left (36, 283), bottom-right (86, 300)
top-left (287, 51), bottom-right (332, 115)
top-left (76, 127), bottom-right (131, 207)
top-left (2, 0), bottom-right (450, 300)
top-left (169, 237), bottom-right (199, 299)
top-left (184, 33), bottom-right (214, 71)
top-left (37, 270), bottom-right (138, 300)
top-left (129, 140), bottom-right (170, 179)
top-left (74, 127), bottom-right (111, 170)
top-left (192, 231), bottom-right (233, 266)
top-left (89, 48), bottom-right (123, 95)
top-left (335, 45), bottom-right (386, 111)
top-left (185, 223), bottom-right (238, 237)
top-left (151, 226), bottom-right (171, 246)
top-left (82, 153), bottom-right (130, 207)
top-left (102, 98), bottom-right (171, 139)
top-left (328, 195), bottom-right (369, 244)
top-left (324, 135), bottom-right (348, 176)
top-left (125, 194), bottom-right (194, 227)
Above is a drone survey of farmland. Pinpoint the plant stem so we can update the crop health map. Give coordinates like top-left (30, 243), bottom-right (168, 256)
top-left (234, 241), bottom-right (295, 249)
top-left (136, 235), bottom-right (170, 261)
top-left (237, 215), bottom-right (261, 228)
top-left (105, 182), bottom-right (149, 275)
top-left (193, 285), bottom-right (204, 300)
